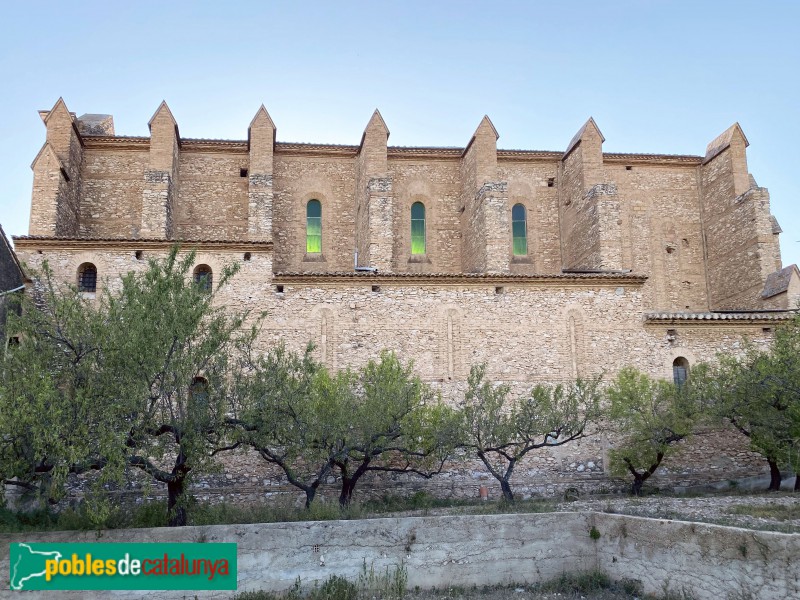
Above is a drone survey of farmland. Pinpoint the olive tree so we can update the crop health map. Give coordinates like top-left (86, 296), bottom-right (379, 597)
top-left (236, 345), bottom-right (351, 508)
top-left (331, 352), bottom-right (460, 506)
top-left (707, 319), bottom-right (800, 491)
top-left (460, 364), bottom-right (602, 502)
top-left (606, 367), bottom-right (705, 496)
top-left (0, 248), bottom-right (259, 526)
top-left (0, 267), bottom-right (117, 515)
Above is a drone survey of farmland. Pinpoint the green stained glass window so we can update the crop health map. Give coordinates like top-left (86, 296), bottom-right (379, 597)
top-left (512, 203), bottom-right (527, 256)
top-left (411, 202), bottom-right (426, 255)
top-left (306, 199), bottom-right (322, 253)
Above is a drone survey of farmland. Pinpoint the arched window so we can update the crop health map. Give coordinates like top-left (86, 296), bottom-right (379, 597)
top-left (673, 357), bottom-right (689, 386)
top-left (193, 265), bottom-right (213, 292)
top-left (190, 376), bottom-right (209, 404)
top-left (411, 202), bottom-right (426, 255)
top-left (512, 204), bottom-right (527, 256)
top-left (77, 263), bottom-right (97, 293)
top-left (306, 199), bottom-right (322, 253)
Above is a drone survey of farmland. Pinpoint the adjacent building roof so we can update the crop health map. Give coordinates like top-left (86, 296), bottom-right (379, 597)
top-left (645, 311), bottom-right (794, 323)
top-left (0, 225), bottom-right (25, 293)
top-left (761, 264), bottom-right (800, 299)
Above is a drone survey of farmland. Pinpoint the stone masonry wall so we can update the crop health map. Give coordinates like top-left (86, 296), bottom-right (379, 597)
top-left (14, 245), bottom-right (777, 501)
top-left (499, 162), bottom-right (561, 274)
top-left (174, 151), bottom-right (249, 240)
top-left (389, 159), bottom-right (462, 274)
top-left (560, 144), bottom-right (600, 270)
top-left (79, 150), bottom-right (147, 238)
top-left (272, 155), bottom-right (357, 273)
top-left (609, 162), bottom-right (709, 311)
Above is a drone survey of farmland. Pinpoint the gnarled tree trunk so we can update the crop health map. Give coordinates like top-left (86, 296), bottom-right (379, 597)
top-left (767, 459), bottom-right (782, 491)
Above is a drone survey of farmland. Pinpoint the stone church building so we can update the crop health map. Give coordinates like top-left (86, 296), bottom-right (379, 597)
top-left (11, 98), bottom-right (800, 497)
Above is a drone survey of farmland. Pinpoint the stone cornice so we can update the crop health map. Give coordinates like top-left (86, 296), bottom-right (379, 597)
top-left (82, 136), bottom-right (149, 151)
top-left (12, 236), bottom-right (273, 252)
top-left (274, 271), bottom-right (648, 286)
top-left (603, 152), bottom-right (702, 166)
top-left (388, 146), bottom-right (463, 160)
top-left (275, 142), bottom-right (358, 157)
top-left (79, 136), bottom-right (705, 166)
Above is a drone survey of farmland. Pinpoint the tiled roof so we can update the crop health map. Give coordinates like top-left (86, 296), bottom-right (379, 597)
top-left (275, 271), bottom-right (648, 284)
top-left (12, 236), bottom-right (272, 250)
top-left (645, 311), bottom-right (794, 322)
top-left (762, 265), bottom-right (800, 299)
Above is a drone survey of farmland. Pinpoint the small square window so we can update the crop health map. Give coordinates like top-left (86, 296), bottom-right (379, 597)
top-left (547, 178), bottom-right (555, 187)
top-left (372, 285), bottom-right (381, 293)
top-left (625, 165), bottom-right (633, 171)
top-left (495, 286), bottom-right (504, 295)
top-left (244, 252), bottom-right (251, 261)
top-left (275, 285), bottom-right (284, 294)
top-left (135, 250), bottom-right (143, 260)
top-left (240, 168), bottom-right (249, 178)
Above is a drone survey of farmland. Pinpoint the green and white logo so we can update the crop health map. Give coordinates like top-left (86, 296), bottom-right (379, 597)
top-left (9, 542), bottom-right (237, 591)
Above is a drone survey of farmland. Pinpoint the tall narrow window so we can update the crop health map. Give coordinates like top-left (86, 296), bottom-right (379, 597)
top-left (512, 204), bottom-right (527, 256)
top-left (77, 263), bottom-right (97, 293)
top-left (306, 199), bottom-right (322, 253)
top-left (190, 376), bottom-right (209, 404)
top-left (411, 202), bottom-right (426, 255)
top-left (673, 357), bottom-right (689, 387)
top-left (193, 265), bottom-right (213, 293)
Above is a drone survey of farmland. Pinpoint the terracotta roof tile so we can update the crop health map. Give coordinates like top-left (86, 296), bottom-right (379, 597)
top-left (645, 311), bottom-right (794, 322)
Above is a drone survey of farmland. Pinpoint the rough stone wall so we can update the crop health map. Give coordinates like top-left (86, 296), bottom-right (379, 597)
top-left (14, 244), bottom-right (776, 400)
top-left (389, 159), bottom-right (462, 273)
top-left (272, 155), bottom-right (357, 273)
top-left (560, 125), bottom-right (602, 270)
top-left (79, 150), bottom-right (147, 238)
top-left (247, 107), bottom-right (275, 242)
top-left (141, 104), bottom-right (179, 239)
top-left (609, 163), bottom-right (709, 311)
top-left (587, 183), bottom-right (622, 270)
top-left (459, 118), bottom-right (509, 274)
top-left (14, 245), bottom-right (777, 497)
top-left (174, 152), bottom-right (249, 240)
top-left (560, 146), bottom-right (599, 270)
top-left (700, 131), bottom-right (782, 310)
top-left (29, 101), bottom-right (83, 237)
top-left (354, 112), bottom-right (393, 271)
top-left (499, 162), bottom-right (561, 274)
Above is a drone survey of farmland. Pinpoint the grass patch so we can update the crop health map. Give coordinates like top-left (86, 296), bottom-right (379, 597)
top-left (234, 567), bottom-right (406, 600)
top-left (0, 492), bottom-right (559, 533)
top-left (725, 503), bottom-right (800, 521)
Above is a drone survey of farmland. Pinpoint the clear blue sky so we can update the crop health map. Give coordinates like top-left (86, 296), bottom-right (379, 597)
top-left (1, 0), bottom-right (798, 267)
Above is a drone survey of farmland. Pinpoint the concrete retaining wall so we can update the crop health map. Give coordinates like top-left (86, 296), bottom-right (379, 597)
top-left (594, 512), bottom-right (800, 599)
top-left (1, 512), bottom-right (798, 599)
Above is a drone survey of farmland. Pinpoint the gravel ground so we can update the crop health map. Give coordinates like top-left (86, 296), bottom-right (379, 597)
top-left (553, 492), bottom-right (800, 533)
